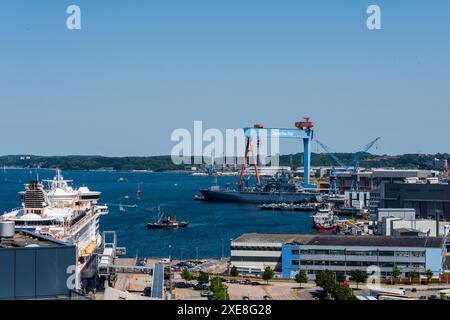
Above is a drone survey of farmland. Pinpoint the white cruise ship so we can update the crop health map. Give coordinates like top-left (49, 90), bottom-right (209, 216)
top-left (1, 170), bottom-right (109, 291)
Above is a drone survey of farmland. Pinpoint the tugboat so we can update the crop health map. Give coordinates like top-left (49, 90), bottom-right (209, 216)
top-left (147, 207), bottom-right (189, 229)
top-left (312, 204), bottom-right (337, 232)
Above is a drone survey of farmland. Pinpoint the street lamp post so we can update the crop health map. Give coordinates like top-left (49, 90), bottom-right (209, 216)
top-left (169, 244), bottom-right (172, 299)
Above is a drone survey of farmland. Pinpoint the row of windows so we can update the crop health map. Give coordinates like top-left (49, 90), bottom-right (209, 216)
top-left (231, 256), bottom-right (281, 263)
top-left (295, 249), bottom-right (425, 258)
top-left (231, 246), bottom-right (280, 252)
top-left (294, 260), bottom-right (426, 269)
top-left (305, 270), bottom-right (398, 277)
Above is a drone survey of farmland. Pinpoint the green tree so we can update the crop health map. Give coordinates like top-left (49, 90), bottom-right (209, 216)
top-left (230, 266), bottom-right (239, 277)
top-left (331, 283), bottom-right (356, 301)
top-left (210, 277), bottom-right (229, 300)
top-left (349, 270), bottom-right (368, 289)
top-left (424, 269), bottom-right (433, 283)
top-left (406, 270), bottom-right (419, 283)
top-left (315, 270), bottom-right (337, 299)
top-left (295, 270), bottom-right (308, 288)
top-left (197, 272), bottom-right (209, 284)
top-left (262, 266), bottom-right (274, 284)
top-left (181, 269), bottom-right (194, 282)
top-left (336, 273), bottom-right (347, 283)
top-left (391, 266), bottom-right (401, 284)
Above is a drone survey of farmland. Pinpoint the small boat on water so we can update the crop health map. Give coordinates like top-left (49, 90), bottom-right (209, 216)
top-left (193, 194), bottom-right (205, 201)
top-left (147, 207), bottom-right (189, 229)
top-left (117, 177), bottom-right (128, 183)
top-left (312, 205), bottom-right (337, 232)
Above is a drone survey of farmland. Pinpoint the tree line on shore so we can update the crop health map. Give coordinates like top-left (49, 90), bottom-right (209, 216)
top-left (0, 153), bottom-right (447, 172)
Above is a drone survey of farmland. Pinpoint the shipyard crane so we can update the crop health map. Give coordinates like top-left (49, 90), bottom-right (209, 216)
top-left (316, 137), bottom-right (381, 193)
top-left (349, 137), bottom-right (381, 191)
top-left (315, 140), bottom-right (348, 195)
top-left (238, 118), bottom-right (316, 189)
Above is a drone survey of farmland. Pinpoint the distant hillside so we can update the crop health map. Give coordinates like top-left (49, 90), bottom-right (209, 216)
top-left (279, 153), bottom-right (448, 170)
top-left (0, 155), bottom-right (181, 172)
top-left (0, 153), bottom-right (447, 171)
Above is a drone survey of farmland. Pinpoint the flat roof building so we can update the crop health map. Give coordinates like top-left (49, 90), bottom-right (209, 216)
top-left (230, 233), bottom-right (446, 280)
top-left (379, 181), bottom-right (450, 220)
top-left (336, 169), bottom-right (437, 192)
top-left (0, 230), bottom-right (77, 300)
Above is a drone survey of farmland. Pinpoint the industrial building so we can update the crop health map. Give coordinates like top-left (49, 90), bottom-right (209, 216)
top-left (373, 208), bottom-right (450, 237)
top-left (336, 169), bottom-right (437, 192)
top-left (376, 180), bottom-right (450, 220)
top-left (230, 233), bottom-right (446, 280)
top-left (0, 224), bottom-right (77, 300)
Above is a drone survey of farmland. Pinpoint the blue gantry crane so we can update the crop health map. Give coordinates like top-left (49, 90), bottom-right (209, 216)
top-left (316, 137), bottom-right (381, 193)
top-left (241, 118), bottom-right (316, 189)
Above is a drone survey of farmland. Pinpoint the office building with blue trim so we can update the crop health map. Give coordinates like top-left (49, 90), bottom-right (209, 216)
top-left (231, 233), bottom-right (446, 279)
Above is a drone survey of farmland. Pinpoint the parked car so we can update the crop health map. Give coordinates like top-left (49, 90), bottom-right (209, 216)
top-left (251, 281), bottom-right (262, 286)
top-left (142, 287), bottom-right (152, 297)
top-left (201, 291), bottom-right (214, 297)
top-left (175, 282), bottom-right (192, 288)
top-left (194, 284), bottom-right (210, 291)
top-left (411, 288), bottom-right (417, 293)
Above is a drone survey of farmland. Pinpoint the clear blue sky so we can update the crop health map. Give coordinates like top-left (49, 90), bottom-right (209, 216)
top-left (0, 0), bottom-right (449, 156)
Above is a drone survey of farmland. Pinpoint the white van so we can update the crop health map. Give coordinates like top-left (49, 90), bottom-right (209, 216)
top-left (160, 258), bottom-right (171, 264)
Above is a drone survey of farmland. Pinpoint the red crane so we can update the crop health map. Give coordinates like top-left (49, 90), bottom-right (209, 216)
top-left (238, 124), bottom-right (262, 188)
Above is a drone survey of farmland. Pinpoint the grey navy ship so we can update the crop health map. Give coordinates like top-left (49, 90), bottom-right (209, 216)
top-left (200, 172), bottom-right (322, 204)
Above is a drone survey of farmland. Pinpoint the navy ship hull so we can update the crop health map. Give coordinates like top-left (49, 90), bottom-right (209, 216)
top-left (200, 188), bottom-right (321, 204)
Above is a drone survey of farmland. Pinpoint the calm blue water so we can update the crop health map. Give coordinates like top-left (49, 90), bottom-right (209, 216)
top-left (0, 169), bottom-right (315, 259)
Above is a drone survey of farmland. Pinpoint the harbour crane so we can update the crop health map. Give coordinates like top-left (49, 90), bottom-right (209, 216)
top-left (349, 137), bottom-right (381, 191)
top-left (316, 137), bottom-right (381, 193)
top-left (238, 118), bottom-right (316, 189)
top-left (315, 140), bottom-right (348, 196)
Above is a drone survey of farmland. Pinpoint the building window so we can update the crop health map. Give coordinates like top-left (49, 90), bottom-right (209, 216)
top-left (330, 261), bottom-right (345, 266)
top-left (314, 261), bottom-right (329, 266)
top-left (347, 251), bottom-right (367, 256)
top-left (291, 249), bottom-right (300, 255)
top-left (315, 250), bottom-right (330, 255)
top-left (411, 251), bottom-right (425, 257)
top-left (291, 260), bottom-right (300, 266)
top-left (378, 262), bottom-right (394, 268)
top-left (395, 251), bottom-right (411, 258)
top-left (346, 261), bottom-right (362, 267)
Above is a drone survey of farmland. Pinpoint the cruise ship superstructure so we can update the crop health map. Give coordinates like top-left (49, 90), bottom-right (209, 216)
top-left (1, 170), bottom-right (109, 290)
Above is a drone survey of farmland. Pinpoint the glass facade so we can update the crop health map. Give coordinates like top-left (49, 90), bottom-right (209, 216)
top-left (281, 243), bottom-right (432, 279)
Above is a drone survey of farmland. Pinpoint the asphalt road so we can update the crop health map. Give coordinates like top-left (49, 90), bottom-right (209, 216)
top-left (151, 263), bottom-right (164, 299)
